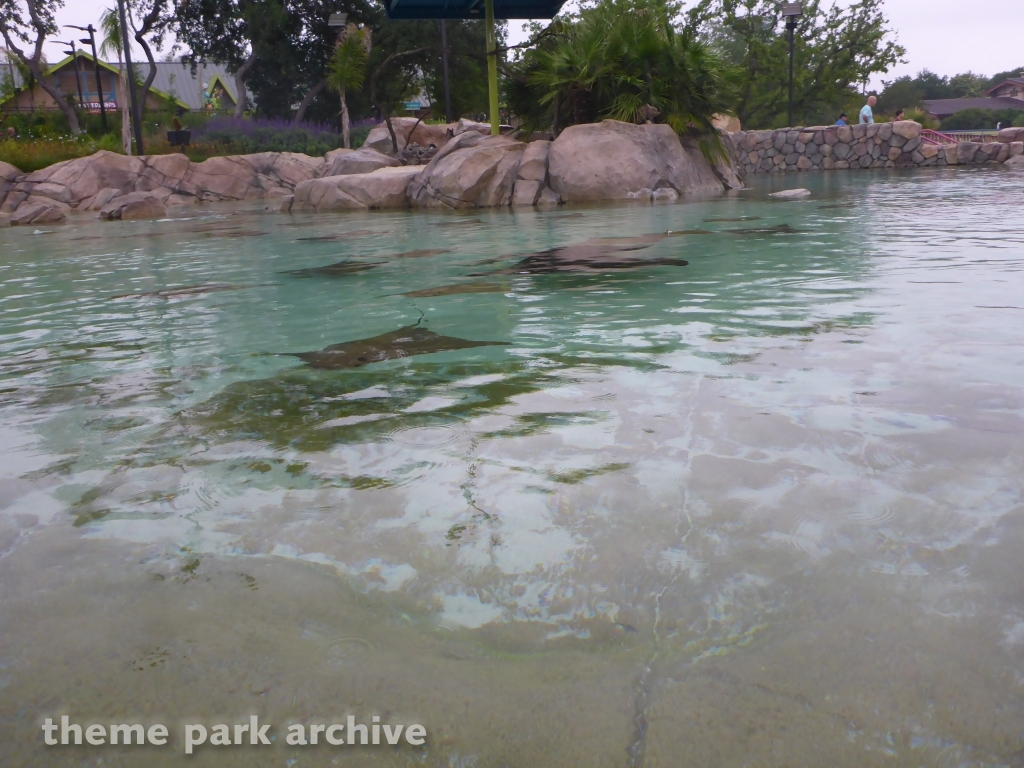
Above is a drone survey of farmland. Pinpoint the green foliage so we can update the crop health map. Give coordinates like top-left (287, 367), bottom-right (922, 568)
top-left (507, 0), bottom-right (733, 140)
top-left (879, 69), bottom-right (993, 114)
top-left (327, 27), bottom-right (369, 95)
top-left (1014, 113), bottom-right (1024, 128)
top-left (941, 108), bottom-right (1024, 131)
top-left (0, 135), bottom-right (109, 172)
top-left (687, 0), bottom-right (904, 128)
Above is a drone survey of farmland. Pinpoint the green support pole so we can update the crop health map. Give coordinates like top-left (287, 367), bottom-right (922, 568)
top-left (485, 0), bottom-right (499, 135)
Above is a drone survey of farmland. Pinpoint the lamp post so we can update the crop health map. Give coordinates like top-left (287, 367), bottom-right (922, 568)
top-left (55, 41), bottom-right (85, 114)
top-left (782, 2), bottom-right (802, 128)
top-left (67, 24), bottom-right (108, 132)
top-left (440, 20), bottom-right (452, 123)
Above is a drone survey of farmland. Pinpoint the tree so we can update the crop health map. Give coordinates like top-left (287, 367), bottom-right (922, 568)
top-left (174, 0), bottom-right (291, 117)
top-left (100, 7), bottom-right (134, 154)
top-left (507, 0), bottom-right (733, 143)
top-left (326, 24), bottom-right (369, 147)
top-left (0, 0), bottom-right (82, 134)
top-left (686, 0), bottom-right (904, 128)
top-left (983, 66), bottom-right (1024, 93)
top-left (128, 0), bottom-right (174, 111)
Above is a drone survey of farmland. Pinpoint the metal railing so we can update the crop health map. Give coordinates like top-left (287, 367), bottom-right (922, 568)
top-left (922, 129), bottom-right (1000, 145)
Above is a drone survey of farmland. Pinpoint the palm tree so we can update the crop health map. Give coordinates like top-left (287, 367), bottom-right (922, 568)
top-left (326, 24), bottom-right (370, 149)
top-left (100, 7), bottom-right (133, 155)
top-left (508, 0), bottom-right (735, 156)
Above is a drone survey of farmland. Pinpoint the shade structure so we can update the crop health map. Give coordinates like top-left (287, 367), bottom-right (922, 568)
top-left (384, 0), bottom-right (566, 19)
top-left (384, 0), bottom-right (565, 138)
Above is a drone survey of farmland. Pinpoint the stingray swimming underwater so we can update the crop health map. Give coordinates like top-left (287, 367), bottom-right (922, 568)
top-left (285, 324), bottom-right (509, 370)
top-left (476, 234), bottom-right (688, 275)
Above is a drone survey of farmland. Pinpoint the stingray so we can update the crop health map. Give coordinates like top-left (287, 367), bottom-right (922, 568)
top-left (477, 236), bottom-right (686, 275)
top-left (702, 216), bottom-right (762, 222)
top-left (389, 248), bottom-right (449, 259)
top-left (818, 204), bottom-right (855, 210)
top-left (725, 223), bottom-right (803, 235)
top-left (285, 324), bottom-right (509, 370)
top-left (296, 229), bottom-right (376, 242)
top-left (553, 212), bottom-right (585, 219)
top-left (281, 260), bottom-right (381, 277)
top-left (431, 218), bottom-right (483, 227)
top-left (665, 228), bottom-right (713, 236)
top-left (110, 283), bottom-right (266, 300)
top-left (399, 281), bottom-right (506, 298)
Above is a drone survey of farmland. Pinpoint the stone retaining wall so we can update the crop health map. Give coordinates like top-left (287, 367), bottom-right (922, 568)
top-left (728, 121), bottom-right (1024, 174)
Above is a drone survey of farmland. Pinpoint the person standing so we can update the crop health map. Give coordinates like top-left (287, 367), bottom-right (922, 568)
top-left (835, 112), bottom-right (849, 126)
top-left (859, 95), bottom-right (877, 125)
top-left (892, 108), bottom-right (905, 122)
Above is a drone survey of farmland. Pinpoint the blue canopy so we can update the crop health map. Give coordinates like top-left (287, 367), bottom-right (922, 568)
top-left (384, 0), bottom-right (566, 19)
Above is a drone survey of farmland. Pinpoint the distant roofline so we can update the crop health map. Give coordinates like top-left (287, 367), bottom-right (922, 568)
top-left (983, 76), bottom-right (1024, 97)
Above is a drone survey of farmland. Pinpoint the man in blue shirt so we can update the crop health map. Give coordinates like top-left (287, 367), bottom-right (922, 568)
top-left (859, 95), bottom-right (877, 124)
top-left (835, 113), bottom-right (849, 126)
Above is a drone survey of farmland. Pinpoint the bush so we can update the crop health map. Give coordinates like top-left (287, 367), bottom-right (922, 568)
top-left (942, 107), bottom-right (1024, 130)
top-left (190, 116), bottom-right (346, 155)
top-left (1014, 113), bottom-right (1024, 128)
top-left (0, 135), bottom-right (110, 172)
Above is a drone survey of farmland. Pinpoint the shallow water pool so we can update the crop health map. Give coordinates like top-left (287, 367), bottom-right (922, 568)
top-left (1, 167), bottom-right (1023, 766)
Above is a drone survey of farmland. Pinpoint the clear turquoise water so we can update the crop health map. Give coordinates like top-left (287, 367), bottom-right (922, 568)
top-left (1, 168), bottom-right (1023, 766)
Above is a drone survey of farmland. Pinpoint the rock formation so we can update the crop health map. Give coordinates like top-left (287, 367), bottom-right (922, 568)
top-left (0, 119), bottom-right (748, 221)
top-left (730, 121), bottom-right (1024, 173)
top-left (292, 166), bottom-right (422, 211)
top-left (315, 147), bottom-right (399, 177)
top-left (547, 121), bottom-right (728, 202)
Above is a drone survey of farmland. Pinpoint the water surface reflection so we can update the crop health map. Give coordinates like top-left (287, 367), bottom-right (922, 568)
top-left (1, 168), bottom-right (1023, 766)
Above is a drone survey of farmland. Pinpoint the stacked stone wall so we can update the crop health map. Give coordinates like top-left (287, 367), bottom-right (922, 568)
top-left (728, 121), bottom-right (1024, 174)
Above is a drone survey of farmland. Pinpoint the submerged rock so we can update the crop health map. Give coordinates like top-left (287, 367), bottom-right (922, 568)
top-left (98, 191), bottom-right (168, 221)
top-left (769, 188), bottom-right (811, 199)
top-left (287, 325), bottom-right (509, 369)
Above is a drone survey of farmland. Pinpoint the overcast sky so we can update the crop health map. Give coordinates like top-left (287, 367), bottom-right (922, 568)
top-left (38, 0), bottom-right (1022, 89)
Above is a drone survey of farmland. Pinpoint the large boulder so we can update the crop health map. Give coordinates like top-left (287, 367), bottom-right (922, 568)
top-left (0, 160), bottom-right (22, 209)
top-left (10, 200), bottom-right (67, 225)
top-left (184, 152), bottom-right (321, 200)
top-left (362, 118), bottom-right (451, 156)
top-left (316, 147), bottom-right (400, 177)
top-left (547, 120), bottom-right (726, 202)
top-left (511, 140), bottom-right (552, 207)
top-left (996, 127), bottom-right (1024, 144)
top-left (98, 191), bottom-right (169, 220)
top-left (1005, 153), bottom-right (1024, 168)
top-left (892, 121), bottom-right (922, 140)
top-left (408, 132), bottom-right (526, 209)
top-left (293, 166), bottom-right (421, 211)
top-left (451, 118), bottom-right (492, 137)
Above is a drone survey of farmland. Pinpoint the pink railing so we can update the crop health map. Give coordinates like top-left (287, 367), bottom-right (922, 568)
top-left (922, 129), bottom-right (1000, 145)
top-left (921, 129), bottom-right (959, 145)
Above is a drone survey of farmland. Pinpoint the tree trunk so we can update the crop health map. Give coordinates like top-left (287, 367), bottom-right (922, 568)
top-left (135, 36), bottom-right (158, 113)
top-left (232, 50), bottom-right (257, 119)
top-left (293, 79), bottom-right (326, 124)
top-left (340, 88), bottom-right (350, 148)
top-left (133, 0), bottom-right (166, 111)
top-left (32, 64), bottom-right (81, 135)
top-left (119, 60), bottom-right (132, 155)
top-left (384, 110), bottom-right (398, 154)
